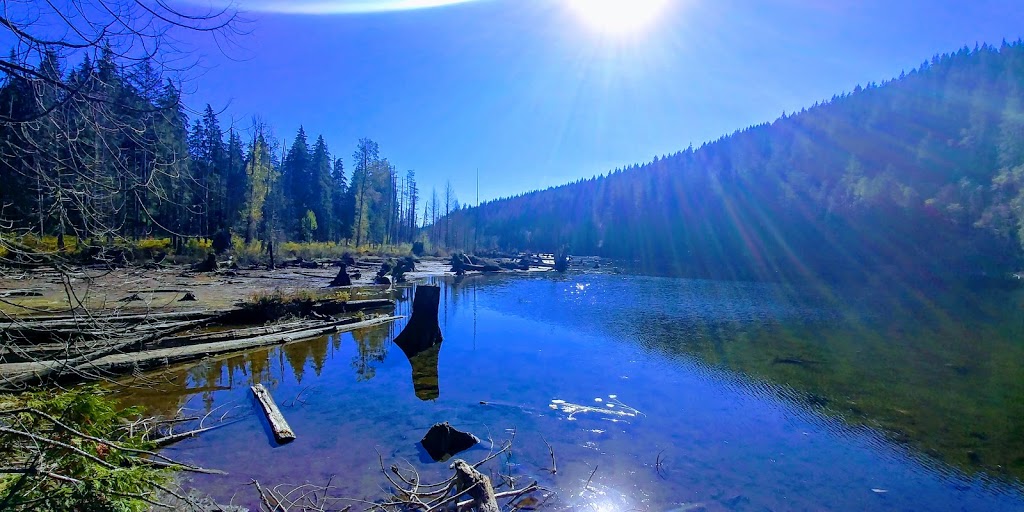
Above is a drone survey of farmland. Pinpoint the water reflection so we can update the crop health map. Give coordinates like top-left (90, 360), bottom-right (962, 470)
top-left (480, 273), bottom-right (1024, 483)
top-left (110, 272), bottom-right (1024, 511)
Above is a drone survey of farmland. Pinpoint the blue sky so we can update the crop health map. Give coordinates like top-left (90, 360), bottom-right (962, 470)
top-left (181, 0), bottom-right (1023, 205)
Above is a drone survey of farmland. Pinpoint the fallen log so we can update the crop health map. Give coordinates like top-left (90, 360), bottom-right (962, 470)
top-left (159, 320), bottom-right (316, 346)
top-left (127, 288), bottom-right (195, 294)
top-left (251, 383), bottom-right (296, 444)
top-left (0, 309), bottom-right (221, 328)
top-left (0, 315), bottom-right (402, 386)
top-left (0, 289), bottom-right (42, 298)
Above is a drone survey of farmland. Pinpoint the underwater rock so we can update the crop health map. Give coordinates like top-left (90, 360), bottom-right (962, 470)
top-left (420, 422), bottom-right (480, 462)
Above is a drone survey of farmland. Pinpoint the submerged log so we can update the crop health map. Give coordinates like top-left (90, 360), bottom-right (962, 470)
top-left (251, 383), bottom-right (296, 443)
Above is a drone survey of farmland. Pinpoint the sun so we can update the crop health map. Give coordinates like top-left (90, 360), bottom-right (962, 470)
top-left (567, 0), bottom-right (670, 35)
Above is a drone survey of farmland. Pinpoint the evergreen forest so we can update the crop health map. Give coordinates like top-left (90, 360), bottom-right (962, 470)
top-left (447, 42), bottom-right (1024, 281)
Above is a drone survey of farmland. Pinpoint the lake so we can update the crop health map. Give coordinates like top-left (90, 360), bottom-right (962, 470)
top-left (116, 270), bottom-right (1024, 511)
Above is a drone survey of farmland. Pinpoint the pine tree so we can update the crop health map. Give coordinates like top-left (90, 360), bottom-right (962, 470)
top-left (309, 135), bottom-right (333, 242)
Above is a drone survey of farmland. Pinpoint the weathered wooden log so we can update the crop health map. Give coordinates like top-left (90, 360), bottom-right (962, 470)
top-left (160, 320), bottom-right (316, 346)
top-left (451, 459), bottom-right (499, 512)
top-left (0, 315), bottom-right (401, 386)
top-left (251, 383), bottom-right (296, 443)
top-left (0, 309), bottom-right (221, 327)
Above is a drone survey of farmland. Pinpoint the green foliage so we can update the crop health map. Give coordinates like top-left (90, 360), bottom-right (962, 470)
top-left (301, 210), bottom-right (318, 242)
top-left (0, 386), bottom-right (170, 512)
top-left (0, 50), bottom-right (422, 258)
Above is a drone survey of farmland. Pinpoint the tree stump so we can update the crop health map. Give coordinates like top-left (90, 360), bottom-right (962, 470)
top-left (394, 285), bottom-right (444, 400)
top-left (394, 285), bottom-right (442, 358)
top-left (329, 265), bottom-right (352, 287)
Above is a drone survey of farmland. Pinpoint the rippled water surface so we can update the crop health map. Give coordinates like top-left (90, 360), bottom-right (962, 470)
top-left (117, 272), bottom-right (1024, 511)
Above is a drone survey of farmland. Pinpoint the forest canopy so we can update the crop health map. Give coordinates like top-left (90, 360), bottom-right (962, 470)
top-left (443, 42), bottom-right (1024, 282)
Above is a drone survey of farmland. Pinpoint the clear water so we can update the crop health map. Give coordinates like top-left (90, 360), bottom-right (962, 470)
top-left (117, 272), bottom-right (1024, 511)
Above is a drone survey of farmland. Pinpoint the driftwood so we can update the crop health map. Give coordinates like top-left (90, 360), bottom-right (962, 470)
top-left (251, 383), bottom-right (296, 444)
top-left (0, 309), bottom-right (221, 328)
top-left (0, 316), bottom-right (401, 386)
top-left (221, 298), bottom-right (394, 324)
top-left (160, 320), bottom-right (317, 346)
top-left (451, 459), bottom-right (500, 512)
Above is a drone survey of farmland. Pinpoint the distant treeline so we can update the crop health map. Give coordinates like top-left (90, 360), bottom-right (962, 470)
top-left (444, 41), bottom-right (1024, 281)
top-left (0, 47), bottom-right (461, 252)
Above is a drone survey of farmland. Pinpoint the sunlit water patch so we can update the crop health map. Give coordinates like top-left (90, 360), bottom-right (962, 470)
top-left (114, 273), bottom-right (1024, 511)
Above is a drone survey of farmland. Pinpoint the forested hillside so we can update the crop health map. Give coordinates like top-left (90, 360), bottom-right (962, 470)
top-left (0, 49), bottom-right (426, 253)
top-left (447, 42), bottom-right (1024, 281)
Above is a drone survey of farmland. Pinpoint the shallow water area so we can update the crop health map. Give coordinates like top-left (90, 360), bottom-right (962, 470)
top-left (115, 271), bottom-right (1024, 511)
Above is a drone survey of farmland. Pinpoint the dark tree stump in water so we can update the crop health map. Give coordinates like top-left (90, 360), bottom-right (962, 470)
top-left (194, 253), bottom-right (217, 272)
top-left (394, 285), bottom-right (443, 400)
top-left (329, 265), bottom-right (352, 287)
top-left (394, 285), bottom-right (443, 357)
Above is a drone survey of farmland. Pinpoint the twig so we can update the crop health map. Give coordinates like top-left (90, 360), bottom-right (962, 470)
top-left (542, 435), bottom-right (557, 474)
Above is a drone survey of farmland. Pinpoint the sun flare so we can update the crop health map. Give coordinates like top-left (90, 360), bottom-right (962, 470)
top-left (567, 0), bottom-right (670, 35)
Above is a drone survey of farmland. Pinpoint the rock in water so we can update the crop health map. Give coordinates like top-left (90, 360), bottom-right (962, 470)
top-left (179, 291), bottom-right (197, 301)
top-left (420, 422), bottom-right (480, 462)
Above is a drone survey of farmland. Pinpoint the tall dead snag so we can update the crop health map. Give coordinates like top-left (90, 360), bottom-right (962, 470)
top-left (393, 285), bottom-right (443, 400)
